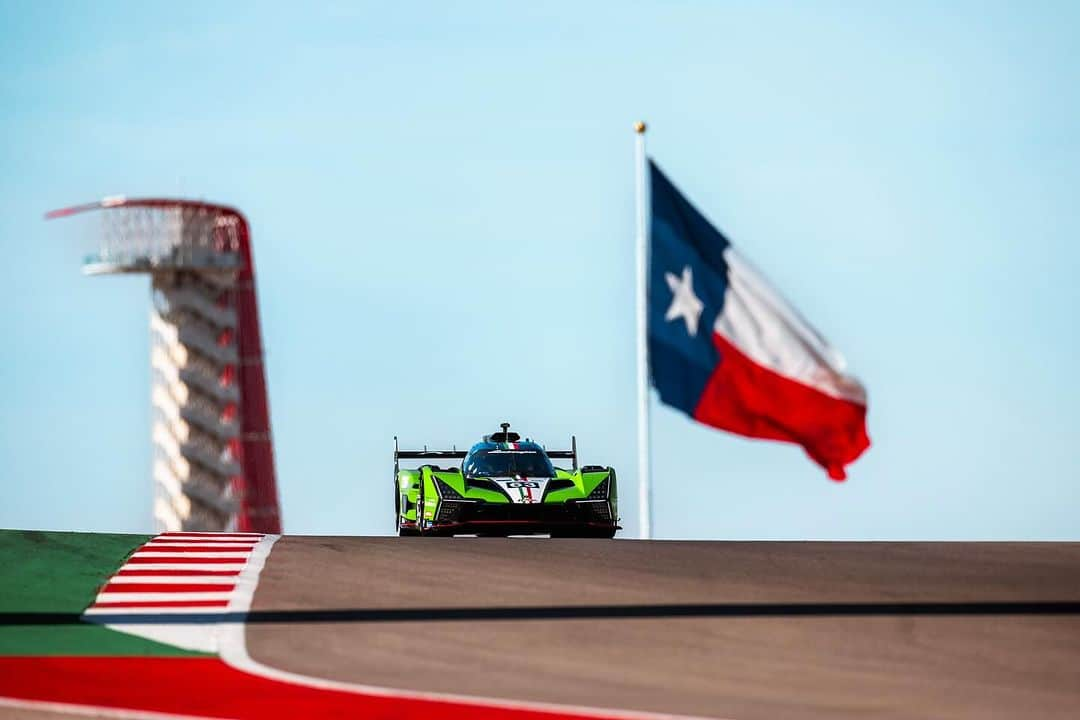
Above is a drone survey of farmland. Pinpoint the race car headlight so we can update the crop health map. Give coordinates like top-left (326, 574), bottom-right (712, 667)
top-left (586, 478), bottom-right (610, 500)
top-left (435, 478), bottom-right (465, 499)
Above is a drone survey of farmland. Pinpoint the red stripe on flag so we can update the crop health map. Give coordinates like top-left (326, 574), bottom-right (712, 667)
top-left (116, 569), bottom-right (242, 577)
top-left (695, 333), bottom-right (870, 481)
top-left (102, 582), bottom-right (235, 593)
top-left (90, 600), bottom-right (231, 609)
top-left (126, 556), bottom-right (244, 564)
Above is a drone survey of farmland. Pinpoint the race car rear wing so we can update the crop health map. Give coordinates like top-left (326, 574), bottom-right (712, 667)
top-left (547, 437), bottom-right (578, 470)
top-left (394, 436), bottom-right (578, 477)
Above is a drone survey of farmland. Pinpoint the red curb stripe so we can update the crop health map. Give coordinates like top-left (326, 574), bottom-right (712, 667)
top-left (0, 656), bottom-right (629, 720)
top-left (89, 600), bottom-right (231, 609)
top-left (136, 546), bottom-right (255, 553)
top-left (149, 537), bottom-right (262, 544)
top-left (102, 582), bottom-right (236, 594)
top-left (139, 539), bottom-right (257, 546)
top-left (160, 533), bottom-right (264, 538)
top-left (126, 556), bottom-right (245, 564)
top-left (147, 538), bottom-right (259, 544)
top-left (148, 539), bottom-right (261, 544)
top-left (117, 569), bottom-right (242, 577)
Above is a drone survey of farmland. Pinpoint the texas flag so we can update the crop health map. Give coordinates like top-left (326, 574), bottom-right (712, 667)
top-left (648, 161), bottom-right (870, 480)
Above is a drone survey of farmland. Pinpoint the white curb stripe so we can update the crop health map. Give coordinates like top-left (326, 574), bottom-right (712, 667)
top-left (84, 606), bottom-right (230, 616)
top-left (95, 592), bottom-right (235, 603)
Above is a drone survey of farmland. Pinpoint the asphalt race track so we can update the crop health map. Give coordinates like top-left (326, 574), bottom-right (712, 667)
top-left (247, 537), bottom-right (1080, 720)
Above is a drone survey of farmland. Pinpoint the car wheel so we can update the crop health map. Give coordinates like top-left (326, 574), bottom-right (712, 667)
top-left (394, 478), bottom-right (401, 532)
top-left (414, 472), bottom-right (426, 536)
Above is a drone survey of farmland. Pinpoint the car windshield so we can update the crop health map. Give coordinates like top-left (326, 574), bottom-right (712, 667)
top-left (463, 449), bottom-right (555, 478)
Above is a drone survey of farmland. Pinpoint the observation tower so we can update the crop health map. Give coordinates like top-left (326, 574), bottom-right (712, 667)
top-left (48, 197), bottom-right (282, 533)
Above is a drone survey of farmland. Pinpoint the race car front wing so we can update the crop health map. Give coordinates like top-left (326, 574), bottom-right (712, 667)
top-left (408, 499), bottom-right (618, 535)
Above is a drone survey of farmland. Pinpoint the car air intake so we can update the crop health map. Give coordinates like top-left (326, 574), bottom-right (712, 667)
top-left (586, 502), bottom-right (612, 521)
top-left (435, 501), bottom-right (468, 523)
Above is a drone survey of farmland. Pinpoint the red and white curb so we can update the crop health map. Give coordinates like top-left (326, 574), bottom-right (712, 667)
top-left (73, 532), bottom-right (719, 720)
top-left (82, 532), bottom-right (276, 654)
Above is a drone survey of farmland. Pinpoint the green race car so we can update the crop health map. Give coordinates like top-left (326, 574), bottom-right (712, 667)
top-left (394, 423), bottom-right (619, 537)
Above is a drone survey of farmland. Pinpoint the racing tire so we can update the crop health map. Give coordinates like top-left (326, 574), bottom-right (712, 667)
top-left (394, 479), bottom-right (402, 534)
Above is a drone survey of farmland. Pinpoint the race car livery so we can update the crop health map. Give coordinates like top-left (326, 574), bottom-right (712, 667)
top-left (394, 424), bottom-right (619, 537)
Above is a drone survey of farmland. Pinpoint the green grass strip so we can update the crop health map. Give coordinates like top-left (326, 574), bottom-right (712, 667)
top-left (0, 529), bottom-right (208, 656)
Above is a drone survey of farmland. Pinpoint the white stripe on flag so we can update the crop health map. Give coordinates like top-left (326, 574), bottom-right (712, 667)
top-left (715, 246), bottom-right (867, 404)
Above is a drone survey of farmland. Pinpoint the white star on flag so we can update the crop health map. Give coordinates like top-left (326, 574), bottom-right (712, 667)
top-left (664, 265), bottom-right (705, 337)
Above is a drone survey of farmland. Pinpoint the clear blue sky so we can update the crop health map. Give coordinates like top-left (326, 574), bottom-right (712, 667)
top-left (2, 1), bottom-right (1077, 539)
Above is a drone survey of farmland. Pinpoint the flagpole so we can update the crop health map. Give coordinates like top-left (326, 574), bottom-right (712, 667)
top-left (634, 120), bottom-right (652, 540)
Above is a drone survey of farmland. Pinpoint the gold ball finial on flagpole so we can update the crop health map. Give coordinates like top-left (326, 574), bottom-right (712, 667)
top-left (634, 121), bottom-right (647, 134)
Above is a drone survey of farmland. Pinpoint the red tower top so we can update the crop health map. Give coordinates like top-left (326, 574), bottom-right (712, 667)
top-left (49, 197), bottom-right (282, 533)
